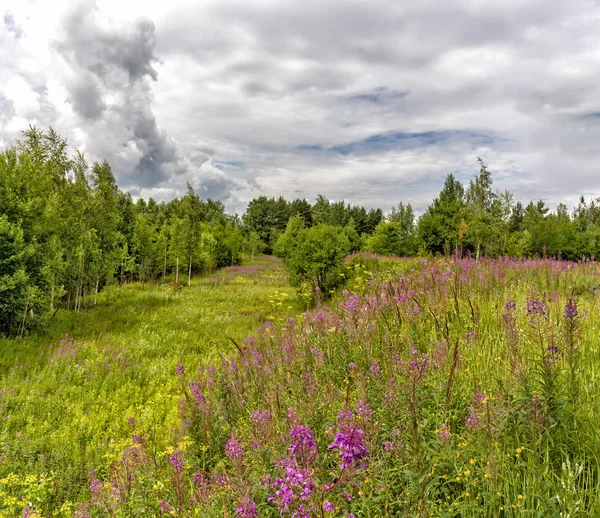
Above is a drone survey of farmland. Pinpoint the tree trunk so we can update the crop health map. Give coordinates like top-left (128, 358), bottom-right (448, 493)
top-left (188, 258), bottom-right (192, 287)
top-left (163, 246), bottom-right (167, 282)
top-left (176, 255), bottom-right (179, 285)
top-left (94, 278), bottom-right (99, 306)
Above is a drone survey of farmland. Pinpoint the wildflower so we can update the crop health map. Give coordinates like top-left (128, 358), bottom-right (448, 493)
top-left (289, 425), bottom-right (317, 460)
top-left (526, 298), bottom-right (548, 319)
top-left (564, 303), bottom-right (578, 318)
top-left (193, 471), bottom-right (206, 486)
top-left (225, 432), bottom-right (245, 461)
top-left (348, 362), bottom-right (358, 371)
top-left (355, 399), bottom-right (373, 419)
top-left (169, 449), bottom-right (183, 473)
top-left (472, 392), bottom-right (485, 406)
top-left (324, 501), bottom-right (335, 512)
top-left (505, 300), bottom-right (516, 311)
top-left (175, 364), bottom-right (185, 375)
top-left (465, 410), bottom-right (482, 430)
top-left (236, 498), bottom-right (258, 518)
top-left (369, 363), bottom-right (381, 377)
top-left (250, 409), bottom-right (270, 424)
top-left (269, 460), bottom-right (316, 514)
top-left (329, 425), bottom-right (367, 469)
top-left (437, 423), bottom-right (451, 444)
top-left (159, 500), bottom-right (171, 513)
top-left (89, 470), bottom-right (102, 497)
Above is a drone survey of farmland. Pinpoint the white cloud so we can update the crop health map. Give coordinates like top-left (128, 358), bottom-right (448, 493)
top-left (2, 0), bottom-right (600, 215)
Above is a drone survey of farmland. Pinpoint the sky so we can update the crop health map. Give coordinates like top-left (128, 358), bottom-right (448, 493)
top-left (2, 0), bottom-right (600, 215)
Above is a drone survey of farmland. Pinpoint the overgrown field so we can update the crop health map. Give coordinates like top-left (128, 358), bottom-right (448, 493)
top-left (2, 255), bottom-right (600, 517)
top-left (0, 256), bottom-right (300, 516)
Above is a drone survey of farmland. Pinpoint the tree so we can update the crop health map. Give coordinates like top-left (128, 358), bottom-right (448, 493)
top-left (284, 224), bottom-right (351, 295)
top-left (417, 173), bottom-right (465, 255)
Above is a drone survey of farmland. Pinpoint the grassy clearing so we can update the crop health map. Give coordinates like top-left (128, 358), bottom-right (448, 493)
top-left (0, 255), bottom-right (301, 515)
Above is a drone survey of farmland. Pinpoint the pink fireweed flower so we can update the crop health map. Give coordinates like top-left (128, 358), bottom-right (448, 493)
top-left (329, 425), bottom-right (367, 469)
top-left (236, 498), bottom-right (258, 518)
top-left (269, 459), bottom-right (316, 515)
top-left (355, 399), bottom-right (373, 420)
top-left (169, 449), bottom-right (183, 473)
top-left (324, 501), bottom-right (335, 512)
top-left (564, 303), bottom-right (578, 318)
top-left (289, 425), bottom-right (317, 461)
top-left (369, 363), bottom-right (381, 377)
top-left (465, 410), bottom-right (482, 430)
top-left (225, 432), bottom-right (245, 461)
top-left (250, 409), bottom-right (270, 424)
top-left (526, 298), bottom-right (548, 319)
top-left (89, 470), bottom-right (102, 497)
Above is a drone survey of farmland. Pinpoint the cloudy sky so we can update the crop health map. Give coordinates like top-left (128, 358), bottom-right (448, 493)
top-left (2, 0), bottom-right (600, 214)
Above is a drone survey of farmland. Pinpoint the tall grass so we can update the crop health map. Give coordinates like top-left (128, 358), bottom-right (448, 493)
top-left (1, 255), bottom-right (600, 517)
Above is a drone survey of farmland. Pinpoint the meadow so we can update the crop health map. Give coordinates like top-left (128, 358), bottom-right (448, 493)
top-left (1, 254), bottom-right (600, 517)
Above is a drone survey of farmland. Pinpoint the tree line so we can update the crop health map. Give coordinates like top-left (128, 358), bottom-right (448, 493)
top-left (2, 128), bottom-right (599, 336)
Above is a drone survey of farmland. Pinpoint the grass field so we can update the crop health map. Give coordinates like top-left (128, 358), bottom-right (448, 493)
top-left (0, 256), bottom-right (302, 516)
top-left (1, 255), bottom-right (600, 517)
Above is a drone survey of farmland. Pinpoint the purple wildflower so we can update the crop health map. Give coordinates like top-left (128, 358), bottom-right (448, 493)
top-left (289, 425), bottom-right (317, 461)
top-left (169, 449), bottom-right (183, 473)
top-left (526, 298), bottom-right (548, 319)
top-left (564, 304), bottom-right (578, 318)
top-left (465, 410), bottom-right (482, 430)
top-left (505, 299), bottom-right (517, 311)
top-left (175, 364), bottom-right (185, 375)
top-left (355, 399), bottom-right (373, 420)
top-left (329, 426), bottom-right (367, 469)
top-left (437, 423), bottom-right (451, 444)
top-left (324, 501), bottom-right (335, 512)
top-left (159, 500), bottom-right (171, 514)
top-left (193, 471), bottom-right (207, 486)
top-left (89, 470), bottom-right (102, 497)
top-left (269, 460), bottom-right (316, 515)
top-left (250, 409), bottom-right (270, 424)
top-left (225, 432), bottom-right (245, 461)
top-left (236, 498), bottom-right (258, 518)
top-left (369, 363), bottom-right (381, 376)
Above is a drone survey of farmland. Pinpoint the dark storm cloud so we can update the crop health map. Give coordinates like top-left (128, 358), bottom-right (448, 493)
top-left (55, 1), bottom-right (180, 187)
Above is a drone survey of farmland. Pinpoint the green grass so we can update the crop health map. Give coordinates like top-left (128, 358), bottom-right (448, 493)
top-left (0, 255), bottom-right (301, 514)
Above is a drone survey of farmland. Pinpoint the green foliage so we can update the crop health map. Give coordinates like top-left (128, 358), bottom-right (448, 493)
top-left (280, 223), bottom-right (351, 295)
